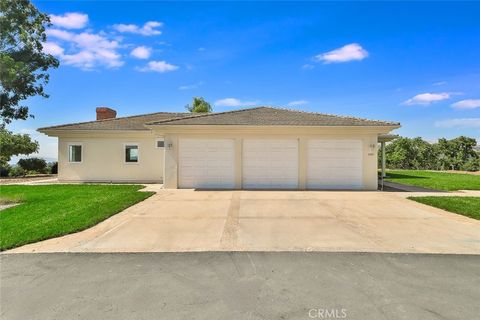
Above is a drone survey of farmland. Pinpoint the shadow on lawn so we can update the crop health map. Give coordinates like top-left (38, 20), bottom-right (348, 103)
top-left (385, 172), bottom-right (429, 180)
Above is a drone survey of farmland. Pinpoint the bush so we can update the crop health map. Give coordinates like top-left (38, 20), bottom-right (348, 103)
top-left (9, 166), bottom-right (26, 177)
top-left (461, 158), bottom-right (480, 172)
top-left (0, 165), bottom-right (10, 177)
top-left (17, 157), bottom-right (47, 173)
top-left (48, 162), bottom-right (58, 174)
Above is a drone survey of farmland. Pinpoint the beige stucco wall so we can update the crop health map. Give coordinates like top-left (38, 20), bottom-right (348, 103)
top-left (57, 134), bottom-right (163, 182)
top-left (44, 125), bottom-right (396, 189)
top-left (156, 126), bottom-right (392, 190)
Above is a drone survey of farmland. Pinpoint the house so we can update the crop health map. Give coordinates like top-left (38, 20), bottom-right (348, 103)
top-left (38, 106), bottom-right (400, 190)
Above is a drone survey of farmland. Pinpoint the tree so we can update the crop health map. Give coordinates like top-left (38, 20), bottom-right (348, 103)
top-left (0, 0), bottom-right (59, 124)
top-left (0, 128), bottom-right (38, 166)
top-left (385, 136), bottom-right (479, 171)
top-left (18, 157), bottom-right (46, 173)
top-left (185, 97), bottom-right (212, 113)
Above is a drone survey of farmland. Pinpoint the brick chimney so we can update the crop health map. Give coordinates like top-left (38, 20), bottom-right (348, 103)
top-left (96, 107), bottom-right (117, 120)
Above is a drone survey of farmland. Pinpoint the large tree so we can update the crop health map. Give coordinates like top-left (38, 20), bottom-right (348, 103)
top-left (0, 127), bottom-right (38, 166)
top-left (0, 0), bottom-right (59, 124)
top-left (185, 97), bottom-right (212, 113)
top-left (385, 136), bottom-right (478, 171)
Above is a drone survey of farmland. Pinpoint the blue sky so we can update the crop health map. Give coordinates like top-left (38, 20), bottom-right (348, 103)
top-left (9, 1), bottom-right (480, 160)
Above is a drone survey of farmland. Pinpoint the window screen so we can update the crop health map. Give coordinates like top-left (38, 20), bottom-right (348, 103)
top-left (125, 145), bottom-right (139, 162)
top-left (69, 145), bottom-right (82, 162)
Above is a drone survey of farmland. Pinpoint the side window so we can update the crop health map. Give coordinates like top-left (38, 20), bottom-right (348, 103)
top-left (156, 139), bottom-right (165, 148)
top-left (69, 145), bottom-right (82, 163)
top-left (125, 145), bottom-right (139, 163)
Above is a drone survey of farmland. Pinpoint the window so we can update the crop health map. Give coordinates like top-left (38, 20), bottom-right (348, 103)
top-left (156, 139), bottom-right (165, 148)
top-left (125, 145), bottom-right (139, 163)
top-left (69, 145), bottom-right (82, 163)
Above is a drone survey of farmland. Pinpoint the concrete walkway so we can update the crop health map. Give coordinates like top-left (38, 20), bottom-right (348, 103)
top-left (8, 189), bottom-right (480, 254)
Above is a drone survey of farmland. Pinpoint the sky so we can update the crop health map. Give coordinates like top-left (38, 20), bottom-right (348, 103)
top-left (8, 1), bottom-right (480, 161)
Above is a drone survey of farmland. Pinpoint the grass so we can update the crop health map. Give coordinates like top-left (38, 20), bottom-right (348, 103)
top-left (409, 196), bottom-right (480, 220)
top-left (385, 170), bottom-right (480, 191)
top-left (0, 185), bottom-right (154, 251)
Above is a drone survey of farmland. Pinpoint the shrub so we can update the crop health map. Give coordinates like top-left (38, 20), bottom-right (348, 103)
top-left (48, 162), bottom-right (58, 174)
top-left (17, 157), bottom-right (47, 173)
top-left (461, 158), bottom-right (480, 172)
top-left (0, 165), bottom-right (10, 177)
top-left (9, 166), bottom-right (26, 177)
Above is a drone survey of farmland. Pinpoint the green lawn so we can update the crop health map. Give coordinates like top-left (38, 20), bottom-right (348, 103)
top-left (385, 170), bottom-right (480, 191)
top-left (0, 185), bottom-right (154, 251)
top-left (409, 196), bottom-right (480, 220)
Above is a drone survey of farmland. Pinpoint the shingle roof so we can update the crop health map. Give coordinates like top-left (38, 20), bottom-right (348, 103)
top-left (147, 107), bottom-right (400, 127)
top-left (38, 112), bottom-right (190, 131)
top-left (38, 107), bottom-right (400, 132)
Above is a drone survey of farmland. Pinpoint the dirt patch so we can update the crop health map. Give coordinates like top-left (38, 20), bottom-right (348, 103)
top-left (0, 175), bottom-right (57, 185)
top-left (0, 203), bottom-right (20, 211)
top-left (443, 170), bottom-right (480, 176)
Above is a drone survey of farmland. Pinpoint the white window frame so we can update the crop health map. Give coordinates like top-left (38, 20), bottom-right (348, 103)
top-left (155, 138), bottom-right (165, 149)
top-left (124, 143), bottom-right (139, 164)
top-left (68, 143), bottom-right (83, 163)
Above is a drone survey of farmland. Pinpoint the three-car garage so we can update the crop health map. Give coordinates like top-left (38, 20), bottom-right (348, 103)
top-left (177, 138), bottom-right (364, 190)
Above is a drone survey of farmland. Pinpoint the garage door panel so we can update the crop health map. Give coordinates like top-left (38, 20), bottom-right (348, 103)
top-left (179, 139), bottom-right (235, 189)
top-left (243, 139), bottom-right (299, 189)
top-left (307, 139), bottom-right (363, 189)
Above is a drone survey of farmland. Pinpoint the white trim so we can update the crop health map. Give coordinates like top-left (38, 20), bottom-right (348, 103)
top-left (155, 138), bottom-right (165, 148)
top-left (124, 143), bottom-right (139, 164)
top-left (68, 143), bottom-right (83, 163)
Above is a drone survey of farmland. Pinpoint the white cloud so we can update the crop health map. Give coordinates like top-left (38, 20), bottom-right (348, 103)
top-left (451, 99), bottom-right (480, 110)
top-left (50, 12), bottom-right (88, 29)
top-left (287, 100), bottom-right (308, 106)
top-left (214, 98), bottom-right (259, 107)
top-left (315, 43), bottom-right (369, 64)
top-left (302, 64), bottom-right (314, 70)
top-left (42, 42), bottom-right (64, 56)
top-left (47, 28), bottom-right (74, 41)
top-left (137, 60), bottom-right (178, 73)
top-left (130, 46), bottom-right (151, 59)
top-left (113, 21), bottom-right (163, 36)
top-left (433, 81), bottom-right (447, 86)
top-left (46, 29), bottom-right (123, 69)
top-left (404, 92), bottom-right (451, 105)
top-left (435, 118), bottom-right (480, 128)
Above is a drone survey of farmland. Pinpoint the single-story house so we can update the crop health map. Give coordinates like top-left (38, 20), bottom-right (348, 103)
top-left (38, 106), bottom-right (400, 190)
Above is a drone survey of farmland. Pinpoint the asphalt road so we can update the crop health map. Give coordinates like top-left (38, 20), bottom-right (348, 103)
top-left (1, 253), bottom-right (479, 320)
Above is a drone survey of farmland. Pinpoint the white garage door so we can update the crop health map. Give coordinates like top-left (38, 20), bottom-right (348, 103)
top-left (178, 139), bottom-right (235, 189)
top-left (307, 139), bottom-right (363, 189)
top-left (243, 139), bottom-right (299, 189)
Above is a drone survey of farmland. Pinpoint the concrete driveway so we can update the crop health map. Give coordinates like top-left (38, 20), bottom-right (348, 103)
top-left (8, 190), bottom-right (480, 254)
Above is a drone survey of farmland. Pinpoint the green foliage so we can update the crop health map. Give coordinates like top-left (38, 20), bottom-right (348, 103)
top-left (461, 158), bottom-right (480, 172)
top-left (8, 165), bottom-right (26, 177)
top-left (0, 0), bottom-right (59, 124)
top-left (185, 97), bottom-right (212, 113)
top-left (17, 157), bottom-right (47, 173)
top-left (48, 161), bottom-right (58, 174)
top-left (0, 164), bottom-right (10, 177)
top-left (385, 136), bottom-right (479, 171)
top-left (0, 128), bottom-right (38, 166)
top-left (0, 185), bottom-right (154, 250)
